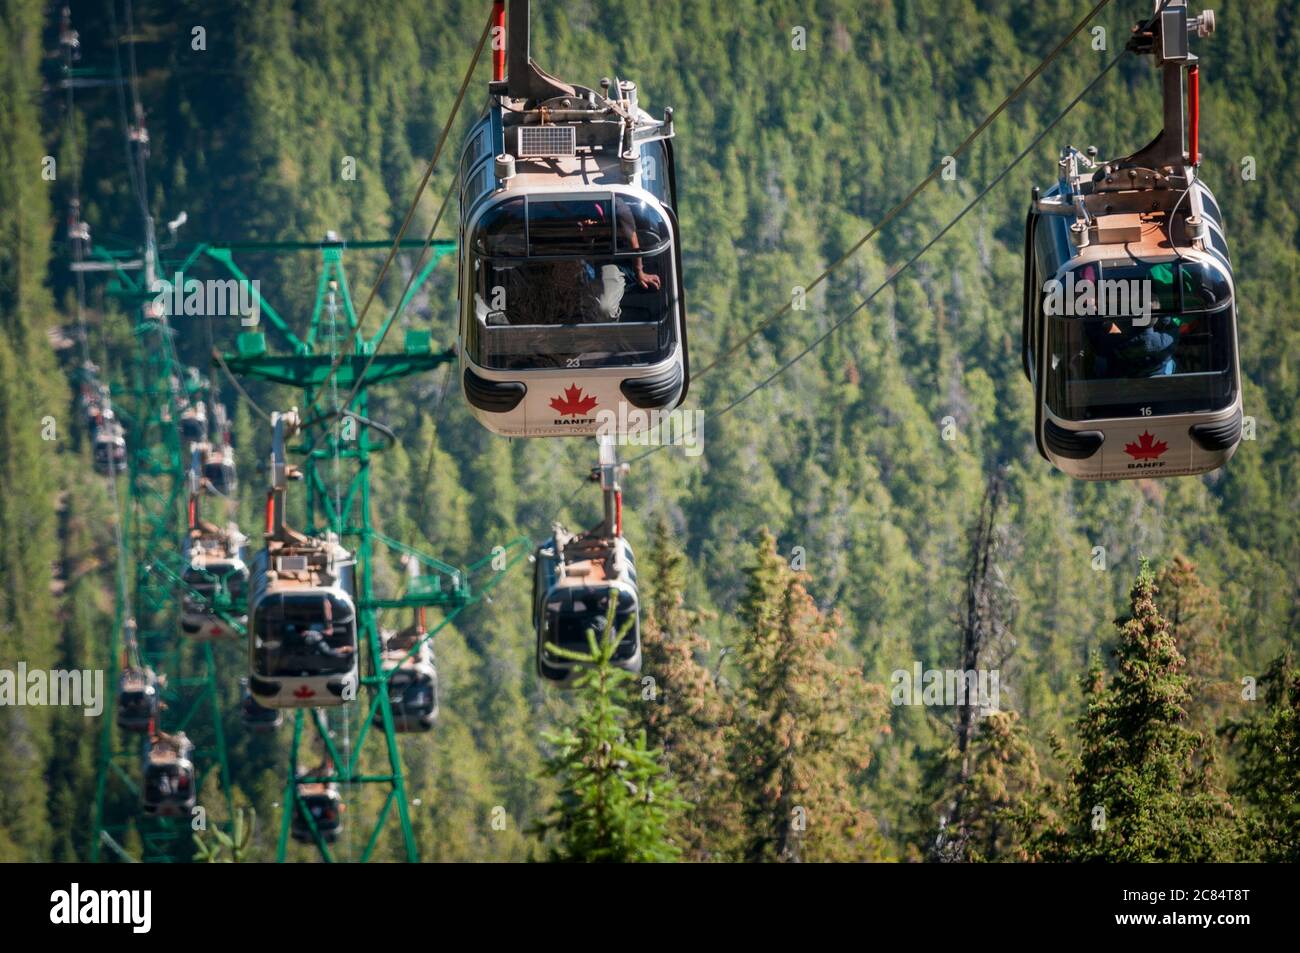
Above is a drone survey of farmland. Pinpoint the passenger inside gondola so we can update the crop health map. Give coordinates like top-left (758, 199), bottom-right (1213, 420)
top-left (145, 766), bottom-right (177, 801)
top-left (295, 626), bottom-right (353, 660)
top-left (1085, 317), bottom-right (1179, 378)
top-left (1047, 258), bottom-right (1236, 420)
top-left (469, 196), bottom-right (675, 370)
top-left (614, 196), bottom-right (664, 291)
top-left (255, 593), bottom-right (356, 676)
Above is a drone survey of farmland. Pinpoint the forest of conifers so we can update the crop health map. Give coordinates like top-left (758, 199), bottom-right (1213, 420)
top-left (1, 0), bottom-right (1298, 863)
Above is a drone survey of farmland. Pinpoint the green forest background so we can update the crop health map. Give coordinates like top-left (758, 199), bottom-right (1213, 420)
top-left (1, 0), bottom-right (1298, 861)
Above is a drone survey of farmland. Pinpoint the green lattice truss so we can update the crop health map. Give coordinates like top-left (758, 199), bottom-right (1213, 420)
top-left (175, 238), bottom-right (529, 862)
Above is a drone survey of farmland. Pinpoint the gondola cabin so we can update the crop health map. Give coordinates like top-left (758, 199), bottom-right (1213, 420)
top-left (247, 534), bottom-right (358, 708)
top-left (202, 443), bottom-right (237, 496)
top-left (374, 627), bottom-right (439, 732)
top-left (93, 419), bottom-right (127, 475)
top-left (141, 732), bottom-right (196, 818)
top-left (532, 527), bottom-right (640, 686)
top-left (116, 667), bottom-right (160, 733)
top-left (179, 402), bottom-right (208, 444)
top-left (181, 528), bottom-right (249, 641)
top-left (291, 781), bottom-right (342, 844)
top-left (1022, 1), bottom-right (1240, 480)
top-left (1024, 170), bottom-right (1240, 480)
top-left (457, 0), bottom-right (686, 437)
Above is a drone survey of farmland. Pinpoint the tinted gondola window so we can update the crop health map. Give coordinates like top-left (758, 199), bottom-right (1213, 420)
top-left (473, 197), bottom-right (526, 257)
top-left (527, 197), bottom-right (614, 255)
top-left (469, 251), bottom-right (675, 370)
top-left (253, 593), bottom-right (356, 677)
top-left (1206, 225), bottom-right (1231, 266)
top-left (1046, 259), bottom-right (1237, 420)
top-left (614, 196), bottom-right (670, 253)
top-left (639, 141), bottom-right (672, 210)
top-left (204, 462), bottom-right (234, 492)
top-left (544, 588), bottom-right (638, 661)
top-left (1199, 188), bottom-right (1223, 225)
top-left (463, 164), bottom-right (489, 210)
top-left (459, 126), bottom-right (487, 186)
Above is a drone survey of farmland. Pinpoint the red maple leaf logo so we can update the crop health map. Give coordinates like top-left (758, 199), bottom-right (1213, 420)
top-left (293, 685), bottom-right (316, 699)
top-left (1124, 431), bottom-right (1169, 461)
top-left (549, 384), bottom-right (598, 417)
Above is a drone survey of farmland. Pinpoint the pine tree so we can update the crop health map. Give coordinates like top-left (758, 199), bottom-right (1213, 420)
top-left (1155, 555), bottom-right (1233, 735)
top-left (1221, 653), bottom-right (1300, 861)
top-left (534, 604), bottom-right (685, 862)
top-left (731, 529), bottom-right (887, 862)
top-left (1048, 563), bottom-right (1236, 862)
top-left (635, 518), bottom-right (741, 861)
top-left (929, 711), bottom-right (1054, 862)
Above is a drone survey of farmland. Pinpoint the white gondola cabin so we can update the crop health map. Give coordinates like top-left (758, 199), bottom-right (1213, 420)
top-left (458, 0), bottom-right (686, 437)
top-left (533, 529), bottom-right (640, 685)
top-left (202, 442), bottom-right (237, 496)
top-left (1023, 2), bottom-right (1240, 480)
top-left (179, 401), bottom-right (208, 444)
top-left (141, 732), bottom-right (196, 818)
top-left (291, 778), bottom-right (343, 844)
top-left (532, 439), bottom-right (640, 685)
top-left (247, 410), bottom-right (359, 708)
top-left (374, 625), bottom-right (439, 732)
top-left (180, 524), bottom-right (249, 641)
top-left (92, 416), bottom-right (127, 475)
top-left (116, 666), bottom-right (161, 733)
top-left (247, 534), bottom-right (357, 708)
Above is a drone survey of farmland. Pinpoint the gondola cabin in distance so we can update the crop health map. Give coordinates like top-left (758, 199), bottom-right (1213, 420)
top-left (246, 411), bottom-right (359, 708)
top-left (458, 0), bottom-right (687, 437)
top-left (1022, 1), bottom-right (1241, 481)
top-left (532, 438), bottom-right (641, 686)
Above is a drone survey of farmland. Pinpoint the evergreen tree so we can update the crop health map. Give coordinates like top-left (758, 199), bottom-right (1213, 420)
top-left (1047, 564), bottom-right (1236, 862)
top-left (730, 529), bottom-right (886, 862)
top-left (1221, 653), bottom-right (1300, 861)
top-left (635, 518), bottom-right (742, 861)
top-left (534, 605), bottom-right (685, 862)
top-left (926, 470), bottom-right (1019, 861)
top-left (1155, 555), bottom-right (1233, 735)
top-left (931, 710), bottom-right (1053, 862)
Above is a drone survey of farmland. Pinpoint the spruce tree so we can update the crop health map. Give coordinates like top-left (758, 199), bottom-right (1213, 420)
top-left (534, 604), bottom-right (685, 862)
top-left (930, 711), bottom-right (1054, 862)
top-left (636, 518), bottom-right (742, 861)
top-left (0, 0), bottom-right (60, 861)
top-left (731, 529), bottom-right (886, 862)
top-left (1221, 653), bottom-right (1300, 861)
top-left (1050, 564), bottom-right (1236, 862)
top-left (1155, 555), bottom-right (1233, 735)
